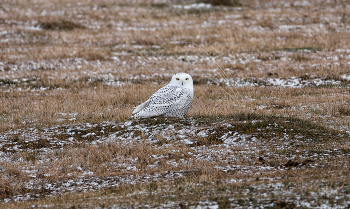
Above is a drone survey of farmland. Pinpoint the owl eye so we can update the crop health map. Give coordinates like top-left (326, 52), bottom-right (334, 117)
top-left (185, 78), bottom-right (189, 81)
top-left (176, 78), bottom-right (180, 81)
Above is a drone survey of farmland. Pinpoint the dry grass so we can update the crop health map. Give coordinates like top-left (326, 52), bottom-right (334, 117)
top-left (1, 0), bottom-right (350, 208)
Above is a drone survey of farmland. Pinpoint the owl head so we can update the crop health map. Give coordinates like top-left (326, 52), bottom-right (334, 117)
top-left (170, 73), bottom-right (193, 89)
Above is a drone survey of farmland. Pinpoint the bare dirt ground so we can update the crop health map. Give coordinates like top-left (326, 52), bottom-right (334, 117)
top-left (1, 0), bottom-right (350, 208)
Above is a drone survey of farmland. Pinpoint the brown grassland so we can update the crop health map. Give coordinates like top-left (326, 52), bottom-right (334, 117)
top-left (1, 0), bottom-right (350, 208)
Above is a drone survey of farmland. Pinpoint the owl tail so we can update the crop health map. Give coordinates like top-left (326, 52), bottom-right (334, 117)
top-left (132, 99), bottom-right (150, 114)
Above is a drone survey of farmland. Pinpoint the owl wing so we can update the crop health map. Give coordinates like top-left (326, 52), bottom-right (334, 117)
top-left (131, 84), bottom-right (187, 118)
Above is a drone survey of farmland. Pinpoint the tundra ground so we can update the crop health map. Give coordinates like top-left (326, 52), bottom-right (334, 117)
top-left (1, 0), bottom-right (350, 208)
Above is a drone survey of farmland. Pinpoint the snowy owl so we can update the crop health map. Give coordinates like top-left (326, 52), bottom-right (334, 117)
top-left (131, 73), bottom-right (193, 119)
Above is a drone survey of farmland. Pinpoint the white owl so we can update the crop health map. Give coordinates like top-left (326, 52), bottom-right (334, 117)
top-left (131, 73), bottom-right (193, 119)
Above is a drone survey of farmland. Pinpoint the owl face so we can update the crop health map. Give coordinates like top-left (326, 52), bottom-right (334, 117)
top-left (170, 73), bottom-right (193, 88)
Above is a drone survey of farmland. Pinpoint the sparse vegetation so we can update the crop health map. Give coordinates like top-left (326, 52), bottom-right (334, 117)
top-left (1, 0), bottom-right (350, 208)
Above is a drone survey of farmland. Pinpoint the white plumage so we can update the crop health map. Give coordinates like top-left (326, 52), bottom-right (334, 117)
top-left (131, 73), bottom-right (193, 119)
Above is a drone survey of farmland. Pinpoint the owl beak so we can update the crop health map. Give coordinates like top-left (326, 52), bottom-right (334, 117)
top-left (182, 82), bottom-right (184, 85)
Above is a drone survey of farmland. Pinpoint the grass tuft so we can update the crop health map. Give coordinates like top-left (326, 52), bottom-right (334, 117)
top-left (198, 0), bottom-right (242, 7)
top-left (36, 20), bottom-right (86, 31)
